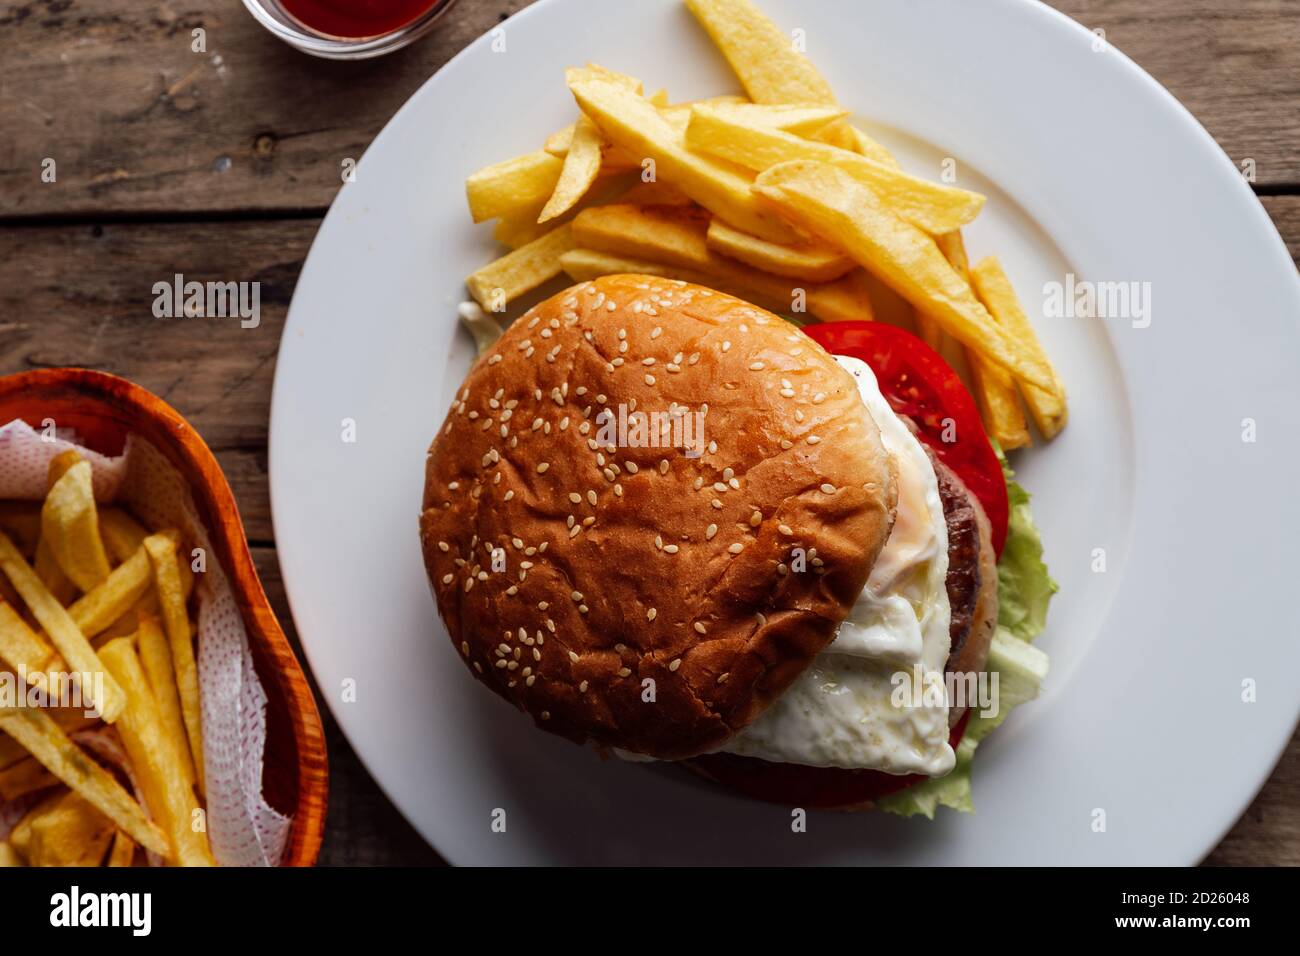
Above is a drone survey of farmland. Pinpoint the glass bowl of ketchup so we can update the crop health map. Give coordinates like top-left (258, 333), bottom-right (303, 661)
top-left (243, 0), bottom-right (460, 59)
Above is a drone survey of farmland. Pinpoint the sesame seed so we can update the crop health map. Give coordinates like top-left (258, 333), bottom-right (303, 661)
top-left (504, 490), bottom-right (514, 501)
top-left (495, 659), bottom-right (509, 669)
top-left (645, 374), bottom-right (656, 386)
top-left (669, 658), bottom-right (682, 672)
top-left (437, 540), bottom-right (450, 552)
top-left (714, 482), bottom-right (727, 493)
top-left (647, 608), bottom-right (657, 621)
top-left (779, 524), bottom-right (793, 536)
top-left (663, 544), bottom-right (679, 554)
top-left (717, 673), bottom-right (729, 684)
top-left (781, 439), bottom-right (793, 450)
top-left (658, 459), bottom-right (669, 475)
top-left (537, 462), bottom-right (550, 474)
top-left (442, 573), bottom-right (453, 584)
top-left (655, 535), bottom-right (663, 550)
top-left (617, 667), bottom-right (632, 678)
top-left (579, 680), bottom-right (589, 693)
top-left (777, 563), bottom-right (789, 576)
top-left (541, 711), bottom-right (550, 720)
top-left (813, 393), bottom-right (826, 404)
top-left (807, 435), bottom-right (821, 445)
top-left (625, 461), bottom-right (639, 474)
top-left (821, 483), bottom-right (836, 495)
top-left (693, 477), bottom-right (704, 490)
top-left (706, 524), bottom-right (718, 540)
top-left (694, 622), bottom-right (707, 634)
top-left (749, 361), bottom-right (765, 371)
top-left (711, 499), bottom-right (723, 509)
top-left (750, 511), bottom-right (762, 526)
top-left (569, 492), bottom-right (582, 504)
top-left (651, 327), bottom-right (662, 339)
top-left (569, 651), bottom-right (580, 663)
top-left (728, 543), bottom-right (744, 554)
top-left (587, 490), bottom-right (597, 505)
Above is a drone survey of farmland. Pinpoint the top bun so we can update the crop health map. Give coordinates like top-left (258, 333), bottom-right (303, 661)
top-left (420, 275), bottom-right (895, 759)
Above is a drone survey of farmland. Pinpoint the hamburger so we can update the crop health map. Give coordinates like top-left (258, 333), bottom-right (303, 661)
top-left (421, 274), bottom-right (1050, 813)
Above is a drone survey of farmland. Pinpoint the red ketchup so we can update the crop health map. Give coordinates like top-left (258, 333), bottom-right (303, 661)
top-left (280, 0), bottom-right (444, 39)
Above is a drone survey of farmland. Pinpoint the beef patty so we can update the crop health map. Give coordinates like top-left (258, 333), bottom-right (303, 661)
top-left (927, 452), bottom-right (998, 687)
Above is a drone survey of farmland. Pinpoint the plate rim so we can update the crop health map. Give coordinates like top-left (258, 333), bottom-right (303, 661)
top-left (270, 0), bottom-right (1300, 865)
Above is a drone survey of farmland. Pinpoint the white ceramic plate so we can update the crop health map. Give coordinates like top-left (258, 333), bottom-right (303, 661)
top-left (270, 0), bottom-right (1300, 865)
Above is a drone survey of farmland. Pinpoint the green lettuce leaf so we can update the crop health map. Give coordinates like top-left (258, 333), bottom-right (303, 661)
top-left (879, 451), bottom-right (1055, 818)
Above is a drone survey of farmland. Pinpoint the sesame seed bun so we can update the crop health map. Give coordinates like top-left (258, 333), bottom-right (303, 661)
top-left (420, 275), bottom-right (896, 759)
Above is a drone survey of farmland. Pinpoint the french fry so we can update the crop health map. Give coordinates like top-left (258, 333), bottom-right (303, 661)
top-left (46, 448), bottom-right (82, 486)
top-left (33, 541), bottom-right (77, 606)
top-left (0, 502), bottom-right (42, 557)
top-left (832, 125), bottom-right (901, 169)
top-left (107, 829), bottom-right (136, 867)
top-left (466, 151), bottom-right (565, 223)
top-left (706, 218), bottom-right (855, 282)
top-left (538, 114), bottom-right (604, 223)
top-left (752, 162), bottom-right (1052, 388)
top-left (0, 703), bottom-right (166, 855)
top-left (930, 232), bottom-right (1031, 448)
top-left (572, 204), bottom-right (714, 271)
top-left (569, 77), bottom-right (799, 244)
top-left (144, 533), bottom-right (204, 796)
top-left (619, 180), bottom-right (694, 206)
top-left (465, 224), bottom-right (575, 312)
top-left (67, 543), bottom-right (157, 639)
top-left (662, 101), bottom-right (845, 138)
top-left (687, 105), bottom-right (985, 235)
top-left (136, 612), bottom-right (198, 792)
top-left (493, 206), bottom-right (553, 250)
top-left (970, 255), bottom-right (1068, 438)
top-left (0, 755), bottom-right (60, 800)
top-left (0, 709), bottom-right (98, 771)
top-left (969, 356), bottom-right (1032, 449)
top-left (41, 460), bottom-right (112, 592)
top-left (683, 0), bottom-right (863, 151)
top-left (0, 602), bottom-right (62, 685)
top-left (97, 508), bottom-right (151, 564)
top-left (683, 0), bottom-right (837, 109)
top-left (0, 530), bottom-right (123, 722)
top-left (559, 248), bottom-right (874, 324)
top-left (10, 790), bottom-right (116, 867)
top-left (0, 842), bottom-right (20, 866)
top-left (99, 637), bottom-right (214, 866)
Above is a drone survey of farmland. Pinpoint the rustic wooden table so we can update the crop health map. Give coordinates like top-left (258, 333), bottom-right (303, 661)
top-left (1, 0), bottom-right (1296, 866)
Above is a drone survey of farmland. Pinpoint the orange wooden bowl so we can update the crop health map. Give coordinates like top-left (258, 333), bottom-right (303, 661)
top-left (0, 368), bottom-right (328, 866)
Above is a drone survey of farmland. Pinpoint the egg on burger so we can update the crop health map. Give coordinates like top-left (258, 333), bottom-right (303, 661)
top-left (421, 274), bottom-right (1003, 809)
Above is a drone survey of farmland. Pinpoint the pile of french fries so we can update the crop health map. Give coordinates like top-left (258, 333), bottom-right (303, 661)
top-left (0, 449), bottom-right (214, 867)
top-left (463, 0), bottom-right (1067, 446)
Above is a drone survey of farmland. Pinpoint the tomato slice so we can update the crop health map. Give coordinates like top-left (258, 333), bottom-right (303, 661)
top-left (690, 710), bottom-right (972, 808)
top-left (804, 321), bottom-right (1009, 555)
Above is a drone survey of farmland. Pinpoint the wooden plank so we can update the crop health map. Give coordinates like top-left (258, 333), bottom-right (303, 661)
top-left (1049, 0), bottom-right (1300, 186)
top-left (0, 218), bottom-right (319, 539)
top-left (1, 0), bottom-right (1295, 219)
top-left (0, 0), bottom-right (534, 218)
top-left (1204, 730), bottom-right (1300, 865)
top-left (1260, 195), bottom-right (1300, 263)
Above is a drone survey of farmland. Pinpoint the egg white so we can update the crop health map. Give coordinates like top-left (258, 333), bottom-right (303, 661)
top-left (720, 356), bottom-right (955, 776)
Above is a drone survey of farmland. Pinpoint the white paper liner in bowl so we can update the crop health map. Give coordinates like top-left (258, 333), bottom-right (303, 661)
top-left (0, 419), bottom-right (290, 866)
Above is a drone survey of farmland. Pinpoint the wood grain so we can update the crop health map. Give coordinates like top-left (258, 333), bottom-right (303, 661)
top-left (0, 0), bottom-right (1296, 220)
